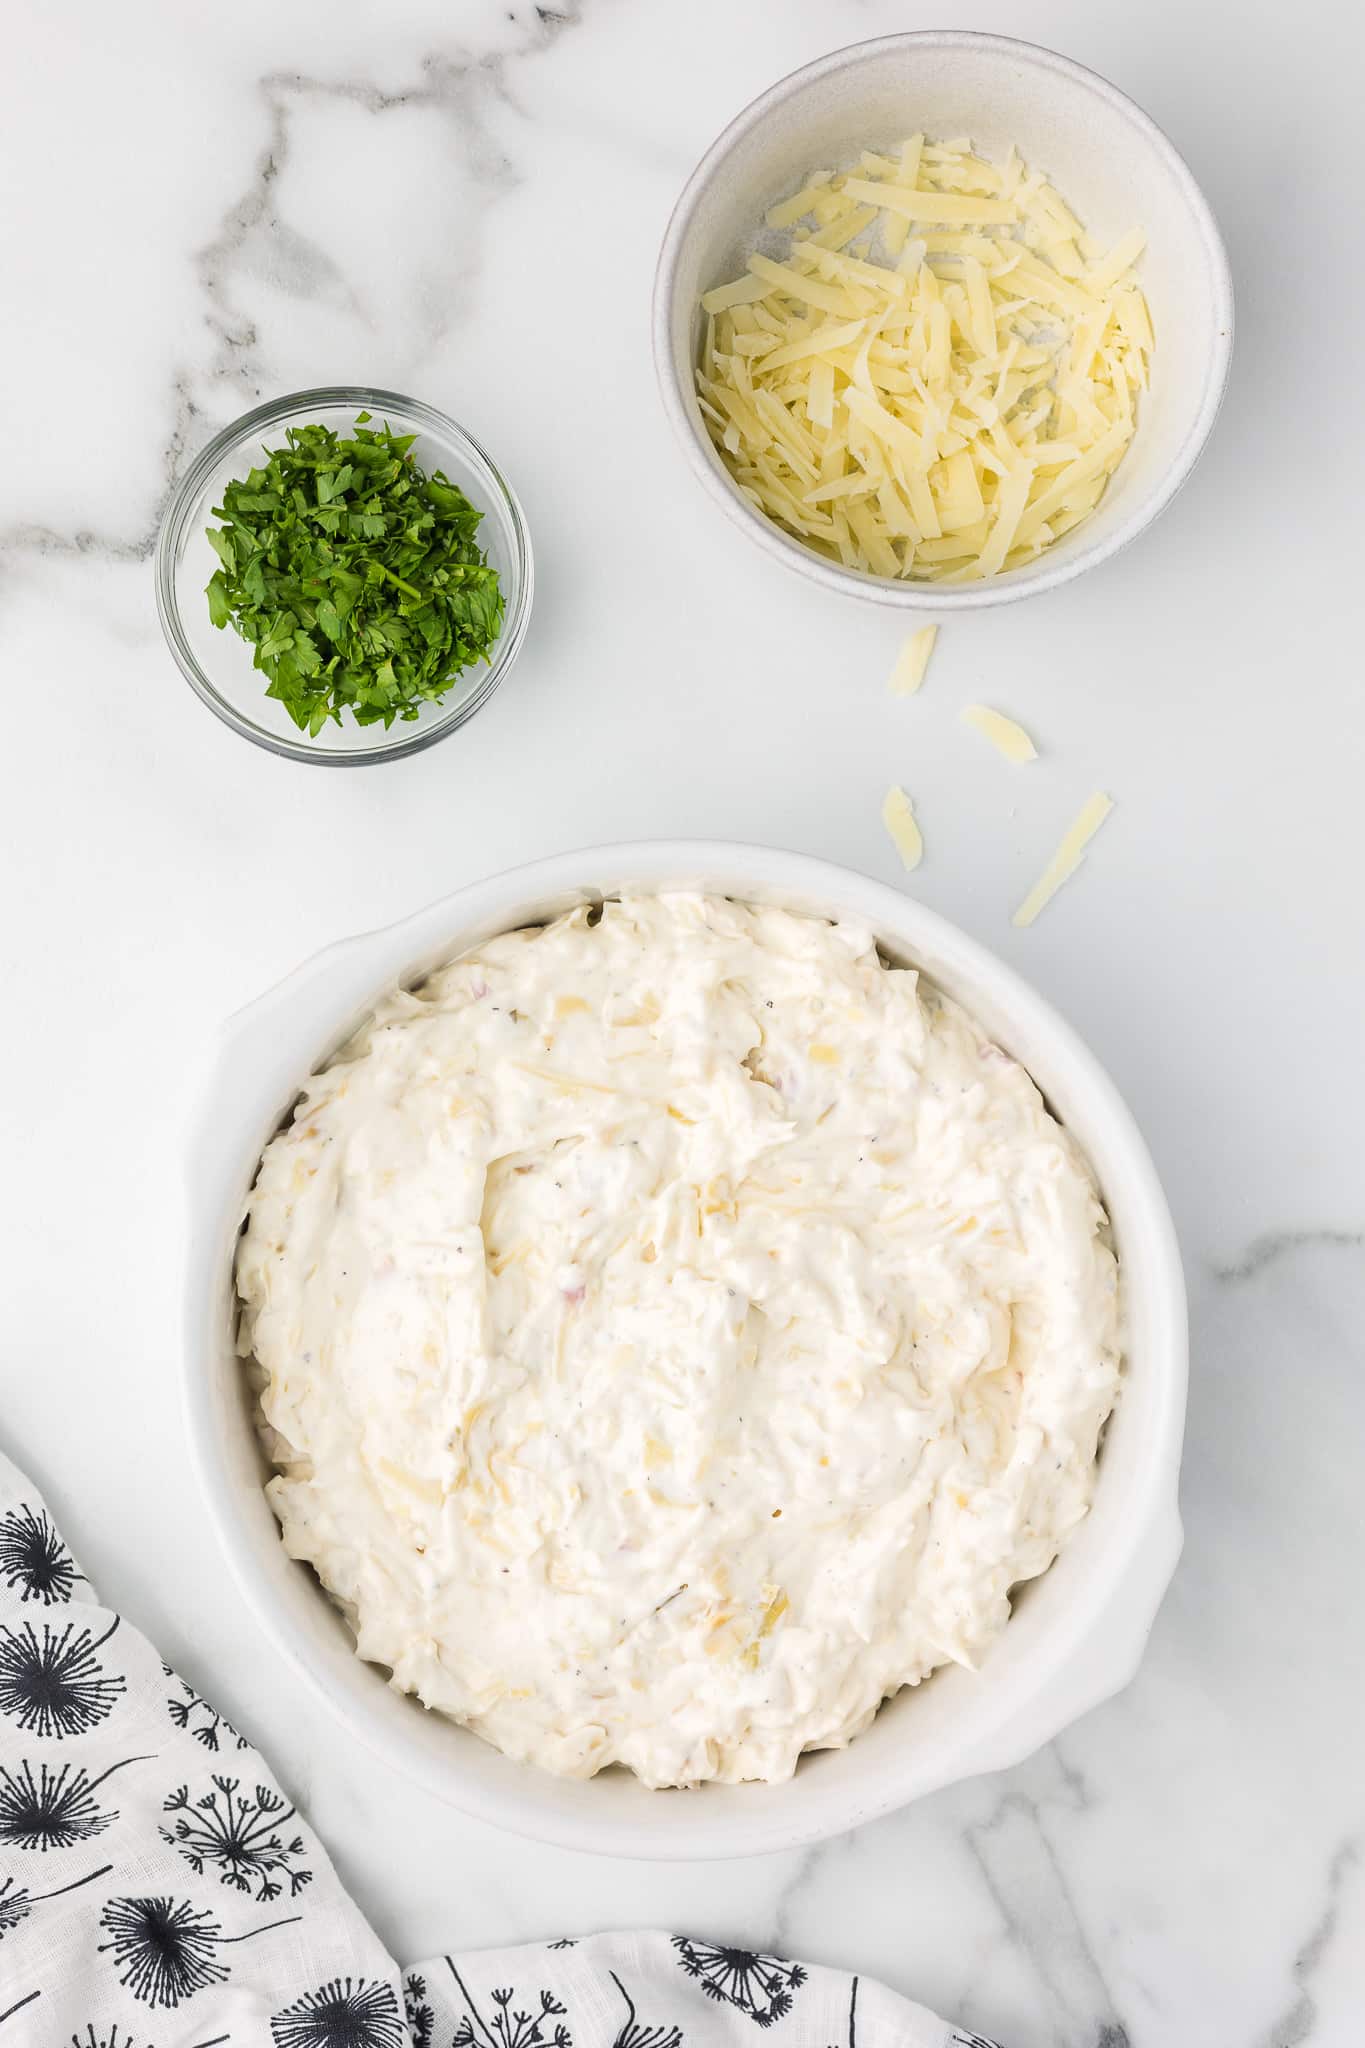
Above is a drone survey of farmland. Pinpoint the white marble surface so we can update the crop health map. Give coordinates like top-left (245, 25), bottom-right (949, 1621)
top-left (2, 1), bottom-right (1362, 2041)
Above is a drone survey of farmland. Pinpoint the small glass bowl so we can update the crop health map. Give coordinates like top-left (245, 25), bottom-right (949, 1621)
top-left (155, 386), bottom-right (534, 765)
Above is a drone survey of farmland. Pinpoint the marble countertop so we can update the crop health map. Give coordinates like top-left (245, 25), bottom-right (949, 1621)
top-left (3, 2), bottom-right (1361, 2041)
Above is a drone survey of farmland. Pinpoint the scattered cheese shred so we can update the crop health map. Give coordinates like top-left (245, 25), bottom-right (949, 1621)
top-left (882, 785), bottom-right (924, 870)
top-left (1012, 793), bottom-right (1114, 927)
top-left (962, 704), bottom-right (1037, 762)
top-left (888, 624), bottom-right (939, 695)
top-left (695, 137), bottom-right (1152, 583)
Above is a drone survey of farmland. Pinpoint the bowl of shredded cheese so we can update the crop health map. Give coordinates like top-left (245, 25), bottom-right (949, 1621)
top-left (653, 31), bottom-right (1232, 606)
top-left (186, 840), bottom-right (1188, 1858)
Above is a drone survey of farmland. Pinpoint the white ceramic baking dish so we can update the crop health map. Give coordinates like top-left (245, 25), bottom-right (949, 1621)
top-left (184, 842), bottom-right (1187, 1859)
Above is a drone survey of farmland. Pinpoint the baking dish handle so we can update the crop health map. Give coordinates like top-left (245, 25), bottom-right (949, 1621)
top-left (186, 922), bottom-right (398, 1186)
top-left (946, 1500), bottom-right (1184, 1786)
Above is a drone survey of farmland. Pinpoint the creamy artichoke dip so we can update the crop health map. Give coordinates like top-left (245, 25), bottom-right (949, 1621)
top-left (237, 895), bottom-right (1120, 1787)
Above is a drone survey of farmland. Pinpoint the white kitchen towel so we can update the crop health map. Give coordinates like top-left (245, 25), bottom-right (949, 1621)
top-left (0, 1447), bottom-right (999, 2046)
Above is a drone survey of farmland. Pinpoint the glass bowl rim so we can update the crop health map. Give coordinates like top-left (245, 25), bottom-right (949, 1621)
top-left (154, 384), bottom-right (534, 767)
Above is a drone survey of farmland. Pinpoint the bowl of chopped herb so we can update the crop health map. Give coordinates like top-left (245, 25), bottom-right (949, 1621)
top-left (155, 387), bottom-right (533, 763)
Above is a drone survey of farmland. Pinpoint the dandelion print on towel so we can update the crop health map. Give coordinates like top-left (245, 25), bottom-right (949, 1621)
top-left (404, 1973), bottom-right (435, 2048)
top-left (68, 2028), bottom-right (231, 2048)
top-left (608, 1969), bottom-right (683, 2048)
top-left (0, 1990), bottom-right (41, 2031)
top-left (270, 1976), bottom-right (406, 2047)
top-left (160, 1775), bottom-right (314, 1901)
top-left (447, 1962), bottom-right (572, 2048)
top-left (829, 1979), bottom-right (859, 2048)
top-left (0, 1504), bottom-right (82, 1606)
top-left (98, 1894), bottom-right (302, 2010)
top-left (672, 1939), bottom-right (808, 2027)
top-left (0, 1863), bottom-right (112, 1941)
top-left (164, 1665), bottom-right (248, 1753)
top-left (0, 1616), bottom-right (125, 1739)
top-left (0, 1753), bottom-right (148, 1849)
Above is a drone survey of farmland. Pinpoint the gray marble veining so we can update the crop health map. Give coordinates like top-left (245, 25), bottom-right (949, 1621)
top-left (2, 1), bottom-right (1362, 2042)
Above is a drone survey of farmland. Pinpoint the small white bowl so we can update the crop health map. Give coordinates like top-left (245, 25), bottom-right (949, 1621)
top-left (653, 32), bottom-right (1234, 609)
top-left (185, 842), bottom-right (1187, 1859)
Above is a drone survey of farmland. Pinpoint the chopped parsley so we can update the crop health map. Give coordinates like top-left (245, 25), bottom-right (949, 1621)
top-left (205, 413), bottom-right (504, 735)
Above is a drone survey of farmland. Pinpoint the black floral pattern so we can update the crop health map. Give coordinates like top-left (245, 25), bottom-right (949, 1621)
top-left (270, 1975), bottom-right (406, 2047)
top-left (67, 2029), bottom-right (231, 2048)
top-left (0, 1753), bottom-right (147, 1849)
top-left (0, 1460), bottom-right (980, 2048)
top-left (825, 1977), bottom-right (857, 2048)
top-left (97, 1895), bottom-right (228, 2008)
top-left (672, 1939), bottom-right (808, 2027)
top-left (97, 1893), bottom-right (302, 2009)
top-left (0, 1505), bottom-right (82, 1606)
top-left (404, 1972), bottom-right (435, 2047)
top-left (163, 1666), bottom-right (248, 1753)
top-left (160, 1774), bottom-right (313, 1901)
top-left (0, 1863), bottom-right (112, 1941)
top-left (449, 1963), bottom-right (572, 2048)
top-left (0, 1616), bottom-right (125, 1739)
top-left (609, 1969), bottom-right (683, 2048)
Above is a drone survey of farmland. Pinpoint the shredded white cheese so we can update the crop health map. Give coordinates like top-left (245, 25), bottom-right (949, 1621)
top-left (1013, 793), bottom-right (1114, 926)
top-left (888, 625), bottom-right (939, 695)
top-left (236, 896), bottom-right (1121, 1787)
top-left (882, 785), bottom-right (924, 869)
top-left (962, 704), bottom-right (1038, 762)
top-left (695, 137), bottom-right (1152, 583)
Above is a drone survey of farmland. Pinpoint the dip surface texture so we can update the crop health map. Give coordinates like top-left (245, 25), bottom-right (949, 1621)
top-left (237, 895), bottom-right (1121, 1786)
